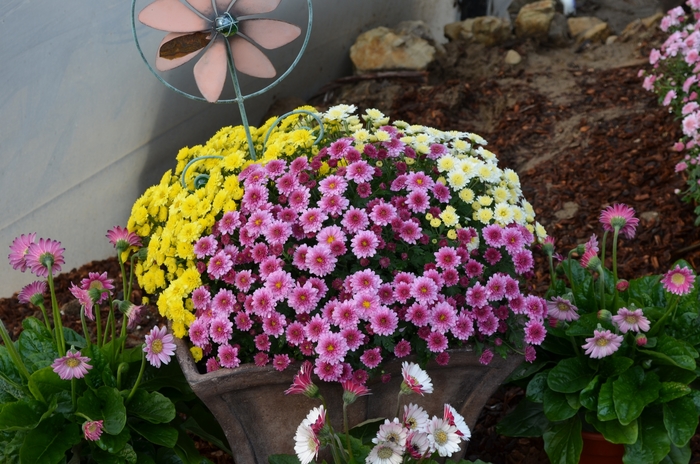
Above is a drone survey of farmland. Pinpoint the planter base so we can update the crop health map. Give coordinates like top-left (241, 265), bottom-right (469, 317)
top-left (175, 338), bottom-right (523, 464)
top-left (580, 432), bottom-right (624, 464)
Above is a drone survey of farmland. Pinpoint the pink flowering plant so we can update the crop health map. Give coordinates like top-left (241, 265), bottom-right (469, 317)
top-left (641, 1), bottom-right (700, 221)
top-left (498, 204), bottom-right (700, 464)
top-left (272, 361), bottom-right (480, 464)
top-left (127, 104), bottom-right (548, 383)
top-left (0, 229), bottom-right (229, 463)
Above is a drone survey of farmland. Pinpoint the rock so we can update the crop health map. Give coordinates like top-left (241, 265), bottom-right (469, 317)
top-left (605, 35), bottom-right (618, 45)
top-left (620, 13), bottom-right (664, 42)
top-left (472, 16), bottom-right (512, 46)
top-left (444, 21), bottom-right (463, 41)
top-left (548, 12), bottom-right (570, 47)
top-left (554, 201), bottom-right (579, 220)
top-left (443, 18), bottom-right (475, 42)
top-left (395, 20), bottom-right (437, 45)
top-left (641, 12), bottom-right (664, 29)
top-left (515, 0), bottom-right (555, 41)
top-left (579, 22), bottom-right (611, 44)
top-left (505, 49), bottom-right (522, 65)
top-left (350, 26), bottom-right (436, 73)
top-left (567, 16), bottom-right (604, 38)
top-left (640, 211), bottom-right (659, 223)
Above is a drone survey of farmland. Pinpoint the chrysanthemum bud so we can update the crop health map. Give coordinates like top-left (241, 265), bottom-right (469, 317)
top-left (616, 279), bottom-right (629, 292)
top-left (635, 333), bottom-right (647, 347)
top-left (597, 309), bottom-right (612, 323)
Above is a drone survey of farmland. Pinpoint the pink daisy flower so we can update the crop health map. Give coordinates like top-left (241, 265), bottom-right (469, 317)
top-left (210, 317), bottom-right (234, 345)
top-left (82, 420), bottom-right (104, 441)
top-left (582, 329), bottom-right (624, 359)
top-left (401, 362), bottom-right (434, 395)
top-left (304, 314), bottom-right (330, 342)
top-left (399, 220), bottom-right (423, 244)
top-left (406, 172), bottom-right (434, 191)
top-left (80, 272), bottom-right (114, 304)
top-left (51, 350), bottom-right (93, 380)
top-left (370, 307), bottom-right (399, 336)
top-left (188, 319), bottom-right (210, 348)
top-left (305, 244), bottom-right (337, 277)
top-left (351, 230), bottom-right (379, 258)
top-left (612, 308), bottom-right (650, 333)
top-left (314, 360), bottom-right (343, 382)
top-left (285, 360), bottom-right (318, 396)
top-left (360, 347), bottom-right (383, 369)
top-left (262, 312), bottom-right (287, 337)
top-left (512, 249), bottom-right (534, 274)
top-left (194, 235), bottom-right (218, 258)
top-left (451, 313), bottom-right (474, 340)
top-left (212, 288), bottom-right (235, 315)
top-left (354, 292), bottom-right (381, 318)
top-left (370, 202), bottom-right (398, 226)
top-left (8, 233), bottom-right (36, 272)
top-left (218, 344), bottom-right (240, 369)
top-left (342, 207), bottom-right (370, 233)
top-left (18, 281), bottom-right (47, 306)
top-left (288, 187), bottom-right (311, 212)
top-left (106, 226), bottom-right (142, 250)
top-left (599, 204), bottom-right (639, 239)
top-left (661, 265), bottom-right (696, 295)
top-left (286, 322), bottom-right (306, 346)
top-left (546, 297), bottom-right (580, 321)
top-left (524, 320), bottom-right (546, 345)
top-left (25, 238), bottom-right (65, 278)
top-left (435, 247), bottom-right (460, 269)
top-left (442, 268), bottom-right (459, 287)
top-left (289, 282), bottom-right (320, 314)
top-left (316, 332), bottom-right (349, 364)
top-left (277, 207), bottom-right (297, 223)
top-left (143, 326), bottom-right (176, 368)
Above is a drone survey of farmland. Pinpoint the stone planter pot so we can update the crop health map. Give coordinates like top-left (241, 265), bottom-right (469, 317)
top-left (174, 337), bottom-right (523, 464)
top-left (580, 432), bottom-right (624, 464)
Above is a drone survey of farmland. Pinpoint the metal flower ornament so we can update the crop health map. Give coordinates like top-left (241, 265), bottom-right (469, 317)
top-left (132, 0), bottom-right (312, 161)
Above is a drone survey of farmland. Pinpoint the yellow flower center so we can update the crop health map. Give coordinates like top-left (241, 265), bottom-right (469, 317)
top-left (672, 273), bottom-right (686, 285)
top-left (625, 315), bottom-right (637, 324)
top-left (152, 339), bottom-right (163, 354)
top-left (378, 447), bottom-right (394, 459)
top-left (66, 358), bottom-right (81, 368)
top-left (327, 344), bottom-right (334, 352)
top-left (596, 339), bottom-right (608, 347)
top-left (557, 303), bottom-right (570, 311)
top-left (363, 301), bottom-right (371, 308)
top-left (434, 430), bottom-right (448, 445)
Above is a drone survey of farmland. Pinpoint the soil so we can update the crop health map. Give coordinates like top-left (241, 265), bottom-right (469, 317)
top-left (3, 3), bottom-right (700, 464)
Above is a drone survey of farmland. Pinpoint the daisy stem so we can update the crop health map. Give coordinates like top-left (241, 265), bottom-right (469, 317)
top-left (566, 250), bottom-right (580, 308)
top-left (599, 231), bottom-right (608, 311)
top-left (37, 302), bottom-right (54, 342)
top-left (71, 378), bottom-right (77, 410)
top-left (80, 305), bottom-right (91, 349)
top-left (95, 298), bottom-right (103, 349)
top-left (648, 295), bottom-right (679, 337)
top-left (127, 350), bottom-right (146, 404)
top-left (118, 253), bottom-right (128, 309)
top-left (224, 39), bottom-right (257, 162)
top-left (547, 254), bottom-right (556, 289)
top-left (47, 270), bottom-right (66, 357)
top-left (128, 253), bottom-right (138, 303)
top-left (342, 403), bottom-right (354, 462)
top-left (0, 318), bottom-right (31, 382)
top-left (116, 362), bottom-right (129, 390)
top-left (612, 227), bottom-right (620, 310)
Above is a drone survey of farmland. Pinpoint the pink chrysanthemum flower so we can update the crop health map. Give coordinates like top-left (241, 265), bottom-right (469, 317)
top-left (106, 226), bottom-right (142, 250)
top-left (318, 174), bottom-right (348, 195)
top-left (483, 248), bottom-right (502, 265)
top-left (188, 319), bottom-right (210, 347)
top-left (286, 322), bottom-right (306, 346)
top-left (512, 249), bottom-right (534, 274)
top-left (316, 332), bottom-right (349, 364)
top-left (143, 326), bottom-right (176, 368)
top-left (288, 187), bottom-right (311, 212)
top-left (262, 312), bottom-right (286, 337)
top-left (430, 302), bottom-right (457, 333)
top-left (254, 352), bottom-right (270, 367)
top-left (406, 172), bottom-right (435, 191)
top-left (524, 320), bottom-right (546, 345)
top-left (194, 235), bottom-right (218, 258)
top-left (524, 345), bottom-right (537, 363)
top-left (83, 420), bottom-right (104, 441)
top-left (360, 347), bottom-right (383, 369)
top-left (477, 314), bottom-right (499, 336)
top-left (8, 233), bottom-right (36, 272)
top-left (218, 344), bottom-right (241, 369)
top-left (434, 247), bottom-right (460, 269)
top-left (299, 208), bottom-right (328, 234)
top-left (466, 283), bottom-right (488, 308)
top-left (502, 228), bottom-right (524, 254)
top-left (314, 360), bottom-right (343, 382)
top-left (18, 281), bottom-right (47, 306)
top-left (218, 211), bottom-right (241, 234)
top-left (369, 202), bottom-right (398, 226)
top-left (401, 362), bottom-right (434, 395)
top-left (394, 340), bottom-right (412, 358)
top-left (406, 303), bottom-right (430, 327)
top-left (346, 160), bottom-right (374, 183)
top-left (479, 349), bottom-right (494, 366)
top-left (255, 333), bottom-right (271, 351)
top-left (273, 354), bottom-right (291, 372)
top-left (411, 276), bottom-right (439, 305)
top-left (210, 317), bottom-right (234, 345)
top-left (660, 265), bottom-right (696, 295)
top-left (25, 238), bottom-right (65, 278)
top-left (305, 244), bottom-right (337, 277)
top-left (546, 297), bottom-right (580, 321)
top-left (264, 220), bottom-right (293, 245)
top-left (600, 204), bottom-right (639, 239)
top-left (370, 307), bottom-right (399, 336)
top-left (399, 220), bottom-right (423, 244)
top-left (289, 282), bottom-right (320, 314)
top-left (612, 308), bottom-right (650, 333)
top-left (485, 274), bottom-right (507, 301)
top-left (52, 351), bottom-right (93, 380)
top-left (582, 329), bottom-right (624, 359)
top-left (451, 313), bottom-right (474, 340)
top-left (332, 301), bottom-right (359, 328)
top-left (349, 230), bottom-right (378, 259)
top-left (206, 357), bottom-right (221, 372)
top-left (191, 286), bottom-right (212, 311)
top-left (207, 250), bottom-right (233, 280)
top-left (406, 190), bottom-right (430, 213)
top-left (427, 331), bottom-right (448, 352)
top-left (464, 259), bottom-right (484, 278)
top-left (234, 269), bottom-right (254, 292)
top-left (304, 314), bottom-right (330, 342)
top-left (482, 224), bottom-right (505, 247)
top-left (212, 288), bottom-right (235, 315)
top-left (432, 183), bottom-right (451, 202)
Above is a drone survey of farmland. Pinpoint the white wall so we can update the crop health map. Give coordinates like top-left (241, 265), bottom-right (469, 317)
top-left (0, 0), bottom-right (457, 298)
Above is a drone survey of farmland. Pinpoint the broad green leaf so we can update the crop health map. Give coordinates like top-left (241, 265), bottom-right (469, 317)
top-left (155, 447), bottom-right (187, 464)
top-left (663, 396), bottom-right (698, 447)
top-left (579, 375), bottom-right (600, 410)
top-left (138, 361), bottom-right (193, 395)
top-left (496, 399), bottom-right (548, 437)
top-left (178, 402), bottom-right (231, 455)
top-left (623, 408), bottom-right (670, 464)
top-left (543, 388), bottom-right (578, 422)
top-left (505, 359), bottom-right (548, 382)
top-left (525, 371), bottom-right (548, 404)
top-left (657, 382), bottom-right (691, 403)
top-left (90, 445), bottom-right (127, 464)
top-left (62, 327), bottom-right (86, 349)
top-left (651, 365), bottom-right (697, 385)
top-left (613, 367), bottom-right (661, 425)
top-left (669, 312), bottom-right (700, 346)
top-left (19, 414), bottom-right (80, 464)
top-left (543, 416), bottom-right (582, 464)
top-left (126, 389), bottom-right (176, 424)
top-left (598, 357), bottom-right (634, 378)
top-left (597, 378), bottom-right (617, 421)
top-left (585, 411), bottom-right (638, 444)
top-left (78, 387), bottom-right (127, 435)
top-left (660, 443), bottom-right (692, 464)
top-left (28, 366), bottom-right (69, 400)
top-left (638, 336), bottom-right (698, 371)
top-left (96, 427), bottom-right (131, 454)
top-left (0, 397), bottom-right (45, 430)
top-left (129, 421), bottom-right (178, 447)
top-left (547, 357), bottom-right (595, 393)
top-left (0, 345), bottom-right (24, 398)
top-left (349, 417), bottom-right (385, 444)
top-left (565, 392), bottom-right (580, 410)
top-left (565, 313), bottom-right (600, 337)
top-left (628, 275), bottom-right (665, 308)
top-left (17, 324), bottom-right (58, 374)
top-left (83, 344), bottom-right (110, 390)
top-left (0, 429), bottom-right (25, 463)
top-left (173, 428), bottom-right (211, 464)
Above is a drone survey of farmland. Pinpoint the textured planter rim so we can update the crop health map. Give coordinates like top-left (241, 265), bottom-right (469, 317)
top-left (174, 336), bottom-right (524, 463)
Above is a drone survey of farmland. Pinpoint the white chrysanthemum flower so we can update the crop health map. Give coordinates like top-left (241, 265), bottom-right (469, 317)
top-left (535, 222), bottom-right (548, 240)
top-left (478, 147), bottom-right (497, 162)
top-left (477, 195), bottom-right (493, 207)
top-left (444, 404), bottom-right (471, 441)
top-left (366, 442), bottom-right (403, 464)
top-left (400, 362), bottom-right (434, 395)
top-left (400, 135), bottom-right (414, 145)
top-left (492, 186), bottom-right (510, 203)
top-left (353, 128), bottom-right (371, 142)
top-left (467, 235), bottom-right (479, 252)
top-left (440, 207), bottom-right (459, 227)
top-left (393, 120), bottom-right (410, 129)
top-left (374, 129), bottom-right (391, 142)
top-left (437, 155), bottom-right (457, 172)
top-left (426, 127), bottom-right (445, 139)
top-left (468, 133), bottom-right (487, 145)
top-left (512, 207), bottom-right (525, 224)
top-left (494, 203), bottom-right (515, 225)
top-left (415, 143), bottom-right (430, 155)
top-left (451, 139), bottom-right (471, 153)
top-left (364, 108), bottom-right (386, 121)
top-left (373, 418), bottom-right (408, 448)
top-left (325, 104), bottom-right (357, 121)
top-left (447, 170), bottom-right (468, 190)
top-left (459, 188), bottom-right (475, 204)
top-left (503, 168), bottom-right (520, 187)
top-left (475, 208), bottom-right (494, 224)
top-left (403, 403), bottom-right (430, 432)
top-left (426, 416), bottom-right (462, 457)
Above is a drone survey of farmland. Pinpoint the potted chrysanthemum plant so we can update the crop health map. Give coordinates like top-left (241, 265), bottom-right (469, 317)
top-left (1, 228), bottom-right (229, 463)
top-left (498, 204), bottom-right (700, 464)
top-left (126, 104), bottom-right (549, 462)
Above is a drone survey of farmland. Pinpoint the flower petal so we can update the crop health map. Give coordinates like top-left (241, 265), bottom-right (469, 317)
top-left (185, 0), bottom-right (231, 17)
top-left (230, 0), bottom-right (281, 16)
top-left (230, 36), bottom-right (275, 78)
top-left (239, 19), bottom-right (301, 50)
top-left (139, 0), bottom-right (209, 33)
top-left (156, 32), bottom-right (208, 71)
top-left (193, 39), bottom-right (228, 102)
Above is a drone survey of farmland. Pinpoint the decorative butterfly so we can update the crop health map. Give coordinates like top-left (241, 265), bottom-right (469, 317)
top-left (139, 0), bottom-right (301, 102)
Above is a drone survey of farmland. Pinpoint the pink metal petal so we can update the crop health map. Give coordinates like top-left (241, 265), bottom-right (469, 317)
top-left (230, 36), bottom-right (276, 78)
top-left (230, 0), bottom-right (281, 16)
top-left (239, 19), bottom-right (301, 50)
top-left (193, 39), bottom-right (228, 102)
top-left (185, 0), bottom-right (230, 17)
top-left (156, 32), bottom-right (205, 71)
top-left (139, 0), bottom-right (209, 33)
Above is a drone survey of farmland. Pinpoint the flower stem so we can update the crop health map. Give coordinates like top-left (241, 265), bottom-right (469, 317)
top-left (80, 306), bottom-right (91, 349)
top-left (649, 295), bottom-right (680, 337)
top-left (36, 302), bottom-right (53, 338)
top-left (0, 318), bottom-right (31, 381)
top-left (548, 254), bottom-right (556, 289)
top-left (47, 270), bottom-right (66, 356)
top-left (126, 349), bottom-right (146, 404)
top-left (116, 362), bottom-right (129, 390)
top-left (612, 227), bottom-right (620, 310)
top-left (342, 403), bottom-right (354, 463)
top-left (71, 378), bottom-right (77, 410)
top-left (118, 254), bottom-right (128, 307)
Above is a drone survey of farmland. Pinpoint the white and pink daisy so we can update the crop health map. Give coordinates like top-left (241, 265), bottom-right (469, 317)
top-left (373, 418), bottom-right (408, 448)
top-left (582, 329), bottom-right (624, 359)
top-left (401, 362), bottom-right (434, 395)
top-left (426, 416), bottom-right (462, 457)
top-left (599, 204), bottom-right (639, 239)
top-left (143, 326), bottom-right (176, 368)
top-left (661, 265), bottom-right (696, 295)
top-left (52, 350), bottom-right (93, 380)
top-left (546, 297), bottom-right (580, 321)
top-left (82, 420), bottom-right (104, 441)
top-left (612, 308), bottom-right (650, 333)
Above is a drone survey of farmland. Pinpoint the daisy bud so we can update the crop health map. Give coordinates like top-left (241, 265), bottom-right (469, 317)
top-left (616, 279), bottom-right (629, 292)
top-left (642, 359), bottom-right (652, 369)
top-left (635, 333), bottom-right (648, 347)
top-left (597, 309), bottom-right (612, 323)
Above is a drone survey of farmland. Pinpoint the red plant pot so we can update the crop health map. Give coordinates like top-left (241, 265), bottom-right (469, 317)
top-left (580, 432), bottom-right (625, 464)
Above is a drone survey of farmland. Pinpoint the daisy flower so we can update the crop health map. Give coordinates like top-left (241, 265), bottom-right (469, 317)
top-left (106, 226), bottom-right (142, 250)
top-left (51, 351), bottom-right (93, 380)
top-left (660, 265), bottom-right (696, 295)
top-left (546, 296), bottom-right (580, 321)
top-left (370, 307), bottom-right (399, 336)
top-left (360, 347), bottom-right (383, 369)
top-left (25, 238), bottom-right (65, 278)
top-left (404, 403), bottom-right (430, 431)
top-left (444, 404), bottom-right (471, 439)
top-left (599, 203), bottom-right (639, 239)
top-left (406, 432), bottom-right (431, 459)
top-left (582, 329), bottom-right (623, 359)
top-left (373, 418), bottom-right (408, 447)
top-left (612, 308), bottom-right (650, 333)
top-left (143, 326), bottom-right (177, 368)
top-left (286, 360), bottom-right (320, 397)
top-left (341, 379), bottom-right (371, 405)
top-left (218, 344), bottom-right (241, 369)
top-left (351, 230), bottom-right (379, 258)
top-left (401, 362), bottom-right (434, 395)
top-left (426, 416), bottom-right (461, 457)
top-left (80, 272), bottom-right (114, 304)
top-left (316, 332), bottom-right (348, 364)
top-left (294, 406), bottom-right (325, 464)
top-left (8, 233), bottom-right (36, 272)
top-left (18, 281), bottom-right (47, 306)
top-left (367, 442), bottom-right (403, 464)
top-left (82, 420), bottom-right (104, 441)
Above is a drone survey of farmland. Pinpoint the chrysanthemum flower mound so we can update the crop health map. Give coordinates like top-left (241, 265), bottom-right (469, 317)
top-left (127, 105), bottom-right (548, 381)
